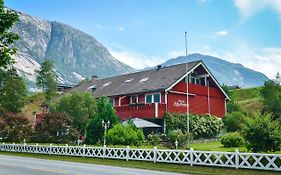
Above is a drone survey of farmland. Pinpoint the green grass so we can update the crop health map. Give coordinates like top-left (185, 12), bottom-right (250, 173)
top-left (22, 93), bottom-right (45, 120)
top-left (0, 151), bottom-right (279, 175)
top-left (191, 141), bottom-right (247, 152)
top-left (231, 87), bottom-right (263, 114)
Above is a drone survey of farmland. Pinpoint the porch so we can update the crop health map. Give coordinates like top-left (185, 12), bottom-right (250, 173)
top-left (114, 103), bottom-right (166, 120)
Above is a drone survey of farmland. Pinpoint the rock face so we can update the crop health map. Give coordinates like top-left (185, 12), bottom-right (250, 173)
top-left (11, 12), bottom-right (134, 90)
top-left (161, 53), bottom-right (269, 88)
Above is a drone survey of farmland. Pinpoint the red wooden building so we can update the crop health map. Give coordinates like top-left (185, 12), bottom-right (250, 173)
top-left (71, 61), bottom-right (229, 124)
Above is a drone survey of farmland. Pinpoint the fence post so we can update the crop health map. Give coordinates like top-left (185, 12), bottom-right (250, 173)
top-left (153, 146), bottom-right (157, 163)
top-left (126, 146), bottom-right (130, 161)
top-left (49, 143), bottom-right (53, 155)
top-left (83, 144), bottom-right (86, 157)
top-left (24, 142), bottom-right (26, 153)
top-left (13, 142), bottom-right (15, 152)
top-left (235, 149), bottom-right (239, 169)
top-left (36, 143), bottom-right (38, 154)
top-left (65, 144), bottom-right (68, 155)
top-left (103, 145), bottom-right (106, 159)
top-left (190, 147), bottom-right (194, 166)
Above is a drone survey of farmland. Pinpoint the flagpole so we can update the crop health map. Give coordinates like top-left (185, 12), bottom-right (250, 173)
top-left (185, 31), bottom-right (190, 149)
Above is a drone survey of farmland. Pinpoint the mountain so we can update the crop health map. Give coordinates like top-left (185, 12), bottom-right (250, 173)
top-left (160, 53), bottom-right (269, 88)
top-left (11, 12), bottom-right (134, 91)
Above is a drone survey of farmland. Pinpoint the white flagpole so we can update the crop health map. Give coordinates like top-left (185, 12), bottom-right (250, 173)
top-left (185, 31), bottom-right (190, 149)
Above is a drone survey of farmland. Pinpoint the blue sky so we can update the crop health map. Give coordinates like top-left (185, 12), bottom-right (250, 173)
top-left (5, 0), bottom-right (281, 78)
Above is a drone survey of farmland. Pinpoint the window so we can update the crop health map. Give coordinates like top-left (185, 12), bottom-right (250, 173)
top-left (125, 78), bottom-right (133, 83)
top-left (154, 94), bottom-right (160, 103)
top-left (102, 82), bottom-right (111, 87)
top-left (130, 95), bottom-right (138, 104)
top-left (145, 93), bottom-right (161, 103)
top-left (88, 85), bottom-right (96, 93)
top-left (146, 95), bottom-right (152, 103)
top-left (109, 98), bottom-right (114, 106)
top-left (139, 77), bottom-right (149, 82)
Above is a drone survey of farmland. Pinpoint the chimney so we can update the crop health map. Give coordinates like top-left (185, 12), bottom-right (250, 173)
top-left (91, 75), bottom-right (98, 81)
top-left (156, 65), bottom-right (162, 71)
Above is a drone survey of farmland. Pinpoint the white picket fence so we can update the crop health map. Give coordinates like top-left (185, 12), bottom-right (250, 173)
top-left (0, 143), bottom-right (280, 172)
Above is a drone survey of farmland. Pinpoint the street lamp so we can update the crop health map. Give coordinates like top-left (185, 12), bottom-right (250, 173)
top-left (102, 120), bottom-right (110, 146)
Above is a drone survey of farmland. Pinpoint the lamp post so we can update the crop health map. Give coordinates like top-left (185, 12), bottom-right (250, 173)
top-left (102, 120), bottom-right (110, 146)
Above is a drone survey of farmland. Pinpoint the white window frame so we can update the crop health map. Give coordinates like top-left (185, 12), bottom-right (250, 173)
top-left (145, 93), bottom-right (161, 104)
top-left (130, 95), bottom-right (138, 104)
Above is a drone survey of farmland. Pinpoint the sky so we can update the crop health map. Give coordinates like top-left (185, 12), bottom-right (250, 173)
top-left (5, 0), bottom-right (281, 78)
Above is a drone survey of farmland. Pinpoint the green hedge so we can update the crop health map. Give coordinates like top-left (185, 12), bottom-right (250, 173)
top-left (220, 132), bottom-right (244, 147)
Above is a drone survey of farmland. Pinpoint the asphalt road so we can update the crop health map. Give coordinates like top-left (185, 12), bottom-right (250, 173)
top-left (0, 155), bottom-right (187, 175)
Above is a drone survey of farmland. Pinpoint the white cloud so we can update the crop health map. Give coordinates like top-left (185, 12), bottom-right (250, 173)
top-left (168, 50), bottom-right (185, 58)
top-left (234, 0), bottom-right (281, 18)
top-left (193, 44), bottom-right (281, 79)
top-left (222, 46), bottom-right (281, 79)
top-left (216, 30), bottom-right (229, 36)
top-left (110, 49), bottom-right (166, 69)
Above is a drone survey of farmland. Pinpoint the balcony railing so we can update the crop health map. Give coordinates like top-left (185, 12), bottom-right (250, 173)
top-left (115, 103), bottom-right (166, 120)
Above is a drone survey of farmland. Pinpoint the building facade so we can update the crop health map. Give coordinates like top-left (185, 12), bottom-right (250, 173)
top-left (70, 61), bottom-right (229, 121)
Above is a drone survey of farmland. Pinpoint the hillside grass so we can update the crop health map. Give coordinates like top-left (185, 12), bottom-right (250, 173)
top-left (230, 87), bottom-right (263, 114)
top-left (22, 93), bottom-right (45, 120)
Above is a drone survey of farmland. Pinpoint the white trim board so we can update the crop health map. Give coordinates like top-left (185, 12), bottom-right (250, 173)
top-left (165, 61), bottom-right (230, 100)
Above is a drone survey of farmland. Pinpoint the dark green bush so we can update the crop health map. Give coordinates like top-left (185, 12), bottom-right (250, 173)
top-left (220, 132), bottom-right (245, 147)
top-left (222, 111), bottom-right (247, 132)
top-left (107, 124), bottom-right (144, 146)
top-left (243, 113), bottom-right (281, 152)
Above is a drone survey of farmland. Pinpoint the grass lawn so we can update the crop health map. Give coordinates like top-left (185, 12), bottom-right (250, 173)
top-left (0, 151), bottom-right (279, 175)
top-left (191, 141), bottom-right (247, 152)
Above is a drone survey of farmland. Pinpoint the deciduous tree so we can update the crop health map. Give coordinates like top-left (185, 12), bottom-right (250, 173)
top-left (85, 96), bottom-right (119, 144)
top-left (50, 92), bottom-right (97, 134)
top-left (36, 60), bottom-right (57, 100)
top-left (0, 0), bottom-right (19, 69)
top-left (0, 68), bottom-right (27, 113)
top-left (33, 112), bottom-right (79, 143)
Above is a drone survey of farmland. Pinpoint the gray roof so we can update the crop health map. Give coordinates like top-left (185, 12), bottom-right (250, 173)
top-left (122, 118), bottom-right (162, 128)
top-left (70, 61), bottom-right (201, 97)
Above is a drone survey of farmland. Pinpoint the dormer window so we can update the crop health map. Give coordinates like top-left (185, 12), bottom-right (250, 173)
top-left (88, 85), bottom-right (96, 93)
top-left (102, 82), bottom-right (111, 87)
top-left (125, 78), bottom-right (133, 83)
top-left (139, 77), bottom-right (149, 82)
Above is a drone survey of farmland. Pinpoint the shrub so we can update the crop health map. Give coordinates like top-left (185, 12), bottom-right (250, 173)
top-left (0, 113), bottom-right (32, 142)
top-left (33, 112), bottom-right (79, 143)
top-left (190, 114), bottom-right (223, 138)
top-left (147, 132), bottom-right (162, 146)
top-left (165, 113), bottom-right (223, 139)
top-left (220, 132), bottom-right (245, 147)
top-left (167, 130), bottom-right (191, 148)
top-left (243, 113), bottom-right (281, 152)
top-left (223, 111), bottom-right (247, 132)
top-left (107, 124), bottom-right (144, 146)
